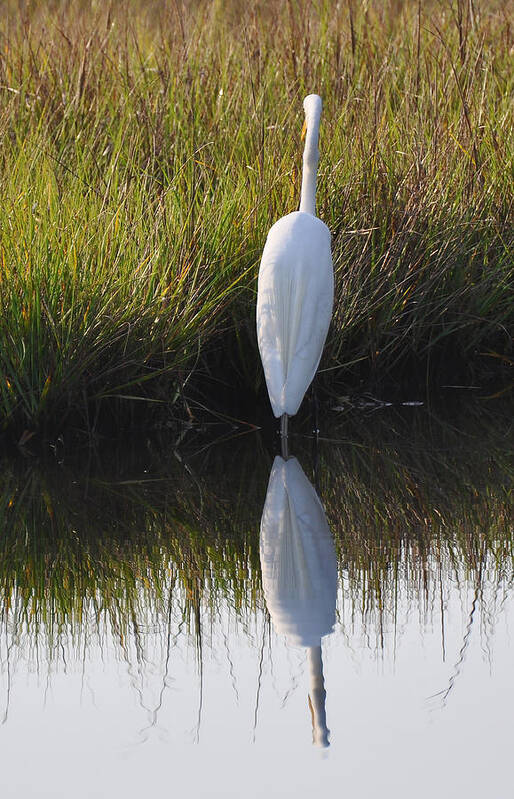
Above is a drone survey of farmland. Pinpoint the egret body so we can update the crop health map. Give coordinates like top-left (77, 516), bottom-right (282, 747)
top-left (256, 95), bottom-right (333, 429)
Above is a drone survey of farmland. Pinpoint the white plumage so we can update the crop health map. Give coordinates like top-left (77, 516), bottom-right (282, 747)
top-left (257, 94), bottom-right (333, 420)
top-left (259, 455), bottom-right (337, 746)
top-left (260, 455), bottom-right (337, 648)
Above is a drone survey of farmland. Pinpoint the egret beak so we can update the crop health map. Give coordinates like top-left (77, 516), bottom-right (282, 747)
top-left (301, 119), bottom-right (307, 141)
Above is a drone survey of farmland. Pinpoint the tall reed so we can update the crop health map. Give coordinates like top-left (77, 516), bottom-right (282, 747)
top-left (0, 1), bottom-right (512, 432)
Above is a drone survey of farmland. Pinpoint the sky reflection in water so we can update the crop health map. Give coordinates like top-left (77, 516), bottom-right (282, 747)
top-left (0, 405), bottom-right (512, 797)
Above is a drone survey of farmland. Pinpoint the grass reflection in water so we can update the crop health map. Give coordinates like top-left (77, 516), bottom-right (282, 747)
top-left (0, 404), bottom-right (512, 734)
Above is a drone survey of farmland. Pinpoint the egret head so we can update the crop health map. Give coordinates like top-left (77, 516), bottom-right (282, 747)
top-left (303, 94), bottom-right (323, 122)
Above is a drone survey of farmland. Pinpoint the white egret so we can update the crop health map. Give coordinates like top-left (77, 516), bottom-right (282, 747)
top-left (256, 94), bottom-right (333, 436)
top-left (260, 455), bottom-right (337, 746)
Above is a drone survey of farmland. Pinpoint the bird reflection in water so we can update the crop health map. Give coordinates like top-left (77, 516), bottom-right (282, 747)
top-left (260, 454), bottom-right (337, 747)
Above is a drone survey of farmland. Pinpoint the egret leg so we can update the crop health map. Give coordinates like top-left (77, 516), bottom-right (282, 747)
top-left (312, 427), bottom-right (320, 494)
top-left (280, 414), bottom-right (289, 459)
top-left (311, 384), bottom-right (320, 437)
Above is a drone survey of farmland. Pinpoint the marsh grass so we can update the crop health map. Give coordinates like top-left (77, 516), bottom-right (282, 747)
top-left (0, 0), bottom-right (512, 432)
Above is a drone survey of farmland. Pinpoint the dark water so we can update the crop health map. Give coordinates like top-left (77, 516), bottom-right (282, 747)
top-left (1, 403), bottom-right (513, 798)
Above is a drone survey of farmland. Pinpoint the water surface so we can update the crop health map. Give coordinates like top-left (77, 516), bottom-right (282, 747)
top-left (1, 404), bottom-right (513, 797)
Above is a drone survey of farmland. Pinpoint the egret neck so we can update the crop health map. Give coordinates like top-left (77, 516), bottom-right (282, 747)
top-left (299, 94), bottom-right (322, 216)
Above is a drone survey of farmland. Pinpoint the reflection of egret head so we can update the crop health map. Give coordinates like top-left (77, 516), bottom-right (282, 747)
top-left (260, 456), bottom-right (337, 747)
top-left (308, 648), bottom-right (330, 748)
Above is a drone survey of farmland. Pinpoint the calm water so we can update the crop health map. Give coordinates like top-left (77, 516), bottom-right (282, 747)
top-left (1, 404), bottom-right (513, 798)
